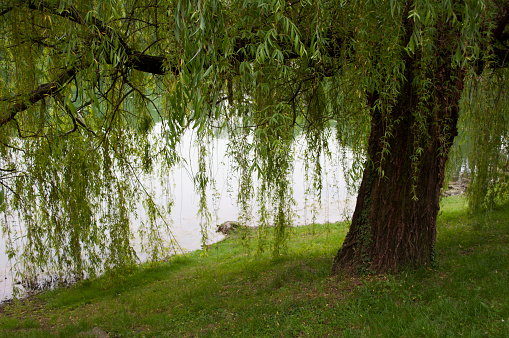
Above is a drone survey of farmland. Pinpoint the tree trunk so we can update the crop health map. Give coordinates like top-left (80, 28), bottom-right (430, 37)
top-left (332, 31), bottom-right (465, 275)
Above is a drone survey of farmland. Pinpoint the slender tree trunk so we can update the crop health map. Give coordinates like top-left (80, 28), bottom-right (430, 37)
top-left (332, 24), bottom-right (465, 274)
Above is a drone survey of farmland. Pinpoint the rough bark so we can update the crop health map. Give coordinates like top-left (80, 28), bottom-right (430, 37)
top-left (331, 98), bottom-right (460, 273)
top-left (332, 24), bottom-right (466, 275)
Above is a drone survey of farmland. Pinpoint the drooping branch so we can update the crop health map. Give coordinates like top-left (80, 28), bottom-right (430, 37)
top-left (0, 50), bottom-right (171, 129)
top-left (24, 0), bottom-right (170, 74)
top-left (0, 1), bottom-right (170, 128)
top-left (0, 6), bottom-right (12, 16)
top-left (3, 0), bottom-right (506, 132)
top-left (0, 67), bottom-right (76, 127)
top-left (127, 52), bottom-right (167, 76)
top-left (25, 0), bottom-right (129, 50)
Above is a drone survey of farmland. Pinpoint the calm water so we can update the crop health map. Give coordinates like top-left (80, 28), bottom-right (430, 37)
top-left (0, 126), bottom-right (356, 301)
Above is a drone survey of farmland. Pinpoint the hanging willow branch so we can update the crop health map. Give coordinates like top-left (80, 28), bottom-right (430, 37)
top-left (0, 1), bottom-right (507, 131)
top-left (0, 0), bottom-right (356, 130)
top-left (0, 67), bottom-right (76, 126)
top-left (1, 0), bottom-right (509, 282)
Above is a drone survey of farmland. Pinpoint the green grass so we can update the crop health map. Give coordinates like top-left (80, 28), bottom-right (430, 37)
top-left (0, 195), bottom-right (508, 337)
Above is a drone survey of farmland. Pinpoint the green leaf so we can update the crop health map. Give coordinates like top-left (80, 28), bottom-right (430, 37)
top-left (67, 100), bottom-right (78, 116)
top-left (0, 187), bottom-right (4, 208)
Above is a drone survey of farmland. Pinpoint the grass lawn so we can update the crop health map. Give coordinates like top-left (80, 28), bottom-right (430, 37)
top-left (0, 195), bottom-right (508, 337)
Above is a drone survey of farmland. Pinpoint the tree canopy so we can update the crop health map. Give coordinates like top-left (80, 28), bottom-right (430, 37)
top-left (1, 0), bottom-right (508, 284)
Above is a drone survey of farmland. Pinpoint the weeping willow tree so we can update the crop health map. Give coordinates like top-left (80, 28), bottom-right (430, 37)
top-left (448, 69), bottom-right (509, 212)
top-left (0, 0), bottom-right (508, 282)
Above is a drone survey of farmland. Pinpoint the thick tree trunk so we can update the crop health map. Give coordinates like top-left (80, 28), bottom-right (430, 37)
top-left (332, 106), bottom-right (452, 273)
top-left (332, 33), bottom-right (465, 275)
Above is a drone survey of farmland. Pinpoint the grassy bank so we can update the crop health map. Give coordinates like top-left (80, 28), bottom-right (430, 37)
top-left (0, 195), bottom-right (508, 337)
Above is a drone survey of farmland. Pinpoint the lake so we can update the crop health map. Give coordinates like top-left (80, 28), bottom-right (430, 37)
top-left (0, 125), bottom-right (357, 302)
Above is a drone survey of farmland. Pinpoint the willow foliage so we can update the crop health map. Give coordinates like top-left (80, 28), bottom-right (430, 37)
top-left (0, 0), bottom-right (508, 283)
top-left (449, 69), bottom-right (509, 212)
